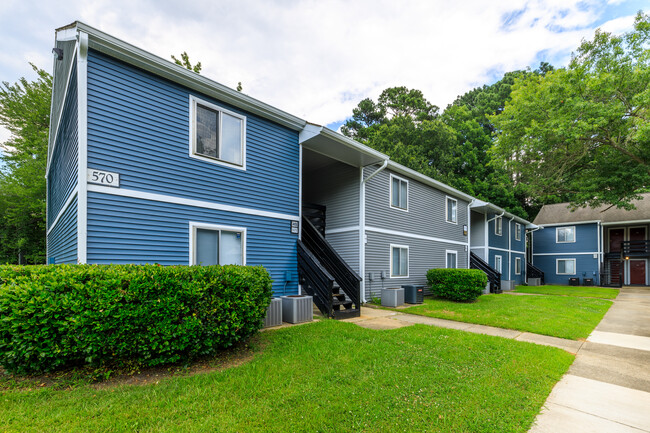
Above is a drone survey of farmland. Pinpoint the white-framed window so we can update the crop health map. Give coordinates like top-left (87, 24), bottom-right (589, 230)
top-left (494, 255), bottom-right (502, 274)
top-left (495, 216), bottom-right (503, 236)
top-left (515, 257), bottom-right (522, 275)
top-left (189, 222), bottom-right (246, 266)
top-left (515, 223), bottom-right (521, 241)
top-left (189, 95), bottom-right (246, 169)
top-left (556, 258), bottom-right (576, 275)
top-left (446, 196), bottom-right (457, 224)
top-left (446, 250), bottom-right (458, 268)
top-left (390, 244), bottom-right (409, 278)
top-left (390, 174), bottom-right (408, 211)
top-left (556, 226), bottom-right (576, 243)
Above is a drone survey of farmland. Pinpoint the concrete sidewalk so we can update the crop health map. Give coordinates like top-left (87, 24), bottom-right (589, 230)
top-left (530, 286), bottom-right (650, 432)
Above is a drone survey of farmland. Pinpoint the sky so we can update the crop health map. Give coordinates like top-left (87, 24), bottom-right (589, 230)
top-left (0, 0), bottom-right (647, 148)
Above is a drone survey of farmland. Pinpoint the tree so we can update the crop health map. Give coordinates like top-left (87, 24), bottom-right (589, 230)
top-left (0, 64), bottom-right (51, 264)
top-left (171, 52), bottom-right (202, 73)
top-left (492, 12), bottom-right (650, 210)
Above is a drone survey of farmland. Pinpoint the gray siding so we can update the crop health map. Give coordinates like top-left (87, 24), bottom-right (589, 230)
top-left (303, 160), bottom-right (359, 230)
top-left (470, 210), bottom-right (486, 259)
top-left (364, 166), bottom-right (469, 243)
top-left (325, 231), bottom-right (359, 274)
top-left (364, 231), bottom-right (467, 299)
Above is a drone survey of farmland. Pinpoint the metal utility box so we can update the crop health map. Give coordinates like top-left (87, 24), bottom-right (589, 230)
top-left (402, 285), bottom-right (424, 304)
top-left (281, 295), bottom-right (313, 324)
top-left (264, 298), bottom-right (282, 328)
top-left (381, 288), bottom-right (404, 307)
top-left (583, 278), bottom-right (594, 286)
top-left (527, 278), bottom-right (541, 286)
top-left (569, 277), bottom-right (580, 286)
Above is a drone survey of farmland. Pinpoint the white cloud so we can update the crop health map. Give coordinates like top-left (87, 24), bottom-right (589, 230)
top-left (0, 0), bottom-right (646, 128)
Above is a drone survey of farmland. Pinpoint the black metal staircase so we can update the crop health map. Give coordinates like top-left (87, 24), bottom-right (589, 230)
top-left (526, 262), bottom-right (545, 285)
top-left (470, 252), bottom-right (502, 294)
top-left (298, 216), bottom-right (361, 319)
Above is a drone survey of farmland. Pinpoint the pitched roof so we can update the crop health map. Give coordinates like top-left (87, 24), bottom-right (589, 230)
top-left (533, 193), bottom-right (650, 225)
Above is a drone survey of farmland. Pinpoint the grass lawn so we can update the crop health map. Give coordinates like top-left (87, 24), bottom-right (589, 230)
top-left (1, 320), bottom-right (573, 433)
top-left (514, 285), bottom-right (619, 299)
top-left (400, 294), bottom-right (612, 340)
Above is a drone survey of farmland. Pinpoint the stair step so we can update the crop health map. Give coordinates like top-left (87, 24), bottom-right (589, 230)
top-left (332, 299), bottom-right (353, 309)
top-left (332, 293), bottom-right (346, 301)
top-left (333, 308), bottom-right (360, 320)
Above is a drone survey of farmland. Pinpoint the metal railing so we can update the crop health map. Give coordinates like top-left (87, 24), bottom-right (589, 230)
top-left (527, 262), bottom-right (545, 285)
top-left (470, 252), bottom-right (501, 293)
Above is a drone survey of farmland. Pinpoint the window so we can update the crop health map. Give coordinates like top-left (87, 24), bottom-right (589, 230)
top-left (556, 226), bottom-right (575, 243)
top-left (190, 96), bottom-right (245, 168)
top-left (446, 197), bottom-right (457, 223)
top-left (557, 259), bottom-right (576, 275)
top-left (495, 216), bottom-right (502, 236)
top-left (390, 175), bottom-right (408, 211)
top-left (515, 223), bottom-right (521, 241)
top-left (390, 245), bottom-right (409, 277)
top-left (190, 223), bottom-right (245, 266)
top-left (515, 257), bottom-right (522, 275)
top-left (494, 255), bottom-right (502, 274)
top-left (446, 250), bottom-right (458, 268)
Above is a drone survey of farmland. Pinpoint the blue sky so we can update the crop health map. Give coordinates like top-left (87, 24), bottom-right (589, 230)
top-left (0, 0), bottom-right (647, 143)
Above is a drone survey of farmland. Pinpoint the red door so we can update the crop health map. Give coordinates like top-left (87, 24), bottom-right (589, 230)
top-left (630, 227), bottom-right (646, 241)
top-left (609, 228), bottom-right (625, 252)
top-left (630, 260), bottom-right (646, 285)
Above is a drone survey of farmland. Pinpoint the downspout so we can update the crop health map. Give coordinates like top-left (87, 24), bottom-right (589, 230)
top-left (467, 200), bottom-right (473, 268)
top-left (359, 159), bottom-right (389, 303)
top-left (597, 221), bottom-right (602, 284)
top-left (508, 216), bottom-right (515, 281)
top-left (486, 210), bottom-right (505, 223)
top-left (527, 226), bottom-right (542, 265)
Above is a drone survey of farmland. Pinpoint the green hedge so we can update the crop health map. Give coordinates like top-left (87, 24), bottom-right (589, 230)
top-left (0, 264), bottom-right (273, 374)
top-left (426, 268), bottom-right (487, 302)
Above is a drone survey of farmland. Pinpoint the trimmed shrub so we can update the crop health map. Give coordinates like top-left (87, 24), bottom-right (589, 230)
top-left (0, 264), bottom-right (273, 374)
top-left (426, 268), bottom-right (488, 302)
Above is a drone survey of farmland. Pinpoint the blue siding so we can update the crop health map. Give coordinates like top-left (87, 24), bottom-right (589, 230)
top-left (47, 63), bottom-right (78, 227)
top-left (488, 248), bottom-right (509, 281)
top-left (532, 254), bottom-right (600, 285)
top-left (87, 191), bottom-right (299, 295)
top-left (86, 50), bottom-right (299, 216)
top-left (511, 252), bottom-right (526, 285)
top-left (533, 223), bottom-right (599, 254)
top-left (47, 195), bottom-right (78, 264)
top-left (487, 212), bottom-right (509, 250)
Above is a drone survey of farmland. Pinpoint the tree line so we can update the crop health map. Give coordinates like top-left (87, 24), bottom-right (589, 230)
top-left (1, 13), bottom-right (647, 264)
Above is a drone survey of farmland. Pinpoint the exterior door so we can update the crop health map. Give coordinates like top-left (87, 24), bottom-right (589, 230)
top-left (609, 228), bottom-right (625, 252)
top-left (630, 227), bottom-right (646, 242)
top-left (630, 260), bottom-right (646, 285)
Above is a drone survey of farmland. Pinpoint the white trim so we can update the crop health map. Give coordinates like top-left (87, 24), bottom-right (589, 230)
top-left (467, 200), bottom-right (471, 268)
top-left (534, 252), bottom-right (600, 256)
top-left (325, 226), bottom-right (360, 235)
top-left (489, 246), bottom-right (526, 254)
top-left (359, 167), bottom-right (366, 302)
top-left (495, 255), bottom-right (503, 274)
top-left (539, 220), bottom-right (600, 227)
top-left (188, 221), bottom-right (247, 266)
top-left (508, 217), bottom-right (514, 280)
top-left (365, 226), bottom-right (467, 246)
top-left (445, 249), bottom-right (458, 269)
top-left (495, 216), bottom-right (502, 236)
top-left (556, 226), bottom-right (576, 243)
top-left (189, 95), bottom-right (246, 170)
top-left (298, 145), bottom-right (302, 295)
top-left (389, 173), bottom-right (409, 212)
top-left (556, 258), bottom-right (577, 275)
top-left (46, 46), bottom-right (79, 176)
top-left (515, 223), bottom-right (521, 241)
top-left (515, 257), bottom-right (522, 275)
top-left (389, 244), bottom-right (409, 278)
top-left (77, 32), bottom-right (88, 264)
top-left (87, 184), bottom-right (300, 222)
top-left (602, 219), bottom-right (650, 226)
top-left (46, 188), bottom-right (79, 236)
top-left (445, 196), bottom-right (458, 224)
top-left (484, 212), bottom-right (488, 262)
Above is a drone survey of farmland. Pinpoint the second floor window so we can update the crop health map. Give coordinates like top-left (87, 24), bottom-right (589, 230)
top-left (515, 223), bottom-right (521, 241)
top-left (390, 175), bottom-right (408, 210)
top-left (556, 227), bottom-right (576, 243)
top-left (495, 216), bottom-right (502, 236)
top-left (191, 96), bottom-right (245, 168)
top-left (446, 197), bottom-right (457, 223)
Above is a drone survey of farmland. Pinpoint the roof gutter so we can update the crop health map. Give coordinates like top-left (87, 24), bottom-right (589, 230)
top-left (362, 159), bottom-right (389, 184)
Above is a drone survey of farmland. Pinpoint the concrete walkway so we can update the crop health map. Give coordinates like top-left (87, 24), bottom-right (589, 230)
top-left (342, 305), bottom-right (584, 353)
top-left (530, 287), bottom-right (650, 432)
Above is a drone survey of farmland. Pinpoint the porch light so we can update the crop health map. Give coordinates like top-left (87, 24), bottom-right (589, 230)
top-left (52, 48), bottom-right (63, 60)
top-left (625, 256), bottom-right (630, 260)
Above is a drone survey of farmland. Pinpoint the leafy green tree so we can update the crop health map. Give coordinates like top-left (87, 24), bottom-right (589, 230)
top-left (492, 12), bottom-right (650, 210)
top-left (171, 52), bottom-right (202, 73)
top-left (0, 64), bottom-right (51, 264)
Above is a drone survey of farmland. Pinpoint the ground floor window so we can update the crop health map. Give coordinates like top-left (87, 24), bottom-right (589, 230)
top-left (446, 250), bottom-right (457, 268)
top-left (557, 258), bottom-right (576, 275)
top-left (190, 222), bottom-right (245, 266)
top-left (495, 255), bottom-right (502, 274)
top-left (515, 257), bottom-right (522, 275)
top-left (390, 244), bottom-right (409, 277)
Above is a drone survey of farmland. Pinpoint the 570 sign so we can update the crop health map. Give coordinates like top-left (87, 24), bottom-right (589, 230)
top-left (87, 169), bottom-right (120, 187)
